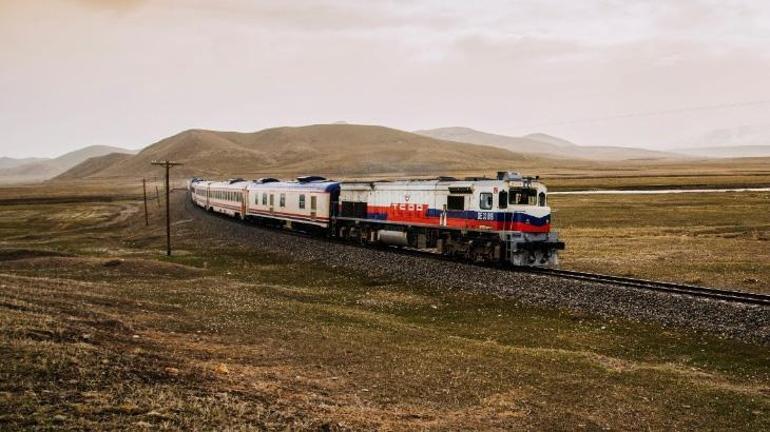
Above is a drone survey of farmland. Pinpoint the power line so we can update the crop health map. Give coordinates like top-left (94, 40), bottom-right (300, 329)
top-left (523, 99), bottom-right (770, 128)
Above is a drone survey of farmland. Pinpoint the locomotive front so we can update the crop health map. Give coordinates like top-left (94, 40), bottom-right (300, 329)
top-left (487, 172), bottom-right (564, 266)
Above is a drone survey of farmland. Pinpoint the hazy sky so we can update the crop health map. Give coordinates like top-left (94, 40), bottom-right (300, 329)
top-left (2, 0), bottom-right (770, 158)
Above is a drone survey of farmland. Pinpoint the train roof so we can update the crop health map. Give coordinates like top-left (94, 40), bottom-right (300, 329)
top-left (246, 180), bottom-right (339, 192)
top-left (341, 177), bottom-right (546, 191)
top-left (197, 177), bottom-right (340, 192)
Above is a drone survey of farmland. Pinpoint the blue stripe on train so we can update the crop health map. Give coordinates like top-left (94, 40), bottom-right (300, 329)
top-left (362, 209), bottom-right (551, 226)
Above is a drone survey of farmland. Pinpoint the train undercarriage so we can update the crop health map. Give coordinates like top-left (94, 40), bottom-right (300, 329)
top-left (332, 219), bottom-right (564, 267)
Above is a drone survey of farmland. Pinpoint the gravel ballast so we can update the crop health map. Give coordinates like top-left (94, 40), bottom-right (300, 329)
top-left (180, 195), bottom-right (770, 345)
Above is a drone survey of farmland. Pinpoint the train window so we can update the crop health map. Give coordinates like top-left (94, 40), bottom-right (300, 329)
top-left (269, 194), bottom-right (274, 206)
top-left (310, 196), bottom-right (317, 210)
top-left (299, 194), bottom-right (305, 209)
top-left (279, 193), bottom-right (285, 207)
top-left (498, 191), bottom-right (508, 209)
top-left (479, 193), bottom-right (493, 210)
top-left (447, 195), bottom-right (464, 211)
top-left (510, 188), bottom-right (537, 206)
top-left (538, 192), bottom-right (546, 207)
top-left (262, 193), bottom-right (267, 205)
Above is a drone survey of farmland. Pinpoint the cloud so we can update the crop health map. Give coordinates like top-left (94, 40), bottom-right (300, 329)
top-left (72, 0), bottom-right (145, 11)
top-left (1, 0), bottom-right (769, 157)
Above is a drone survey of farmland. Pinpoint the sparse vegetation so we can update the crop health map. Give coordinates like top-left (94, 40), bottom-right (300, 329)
top-left (553, 191), bottom-right (770, 293)
top-left (0, 182), bottom-right (768, 430)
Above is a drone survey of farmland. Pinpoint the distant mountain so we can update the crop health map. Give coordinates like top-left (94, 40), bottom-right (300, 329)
top-left (673, 125), bottom-right (770, 158)
top-left (0, 156), bottom-right (49, 170)
top-left (55, 124), bottom-right (551, 181)
top-left (0, 145), bottom-right (137, 184)
top-left (672, 145), bottom-right (770, 158)
top-left (415, 127), bottom-right (685, 161)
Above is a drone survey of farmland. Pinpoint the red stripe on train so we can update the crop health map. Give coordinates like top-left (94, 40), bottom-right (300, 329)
top-left (363, 204), bottom-right (550, 233)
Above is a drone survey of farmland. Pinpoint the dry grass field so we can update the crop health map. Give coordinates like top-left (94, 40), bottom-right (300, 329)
top-left (552, 190), bottom-right (770, 293)
top-left (546, 172), bottom-right (770, 191)
top-left (0, 181), bottom-right (768, 430)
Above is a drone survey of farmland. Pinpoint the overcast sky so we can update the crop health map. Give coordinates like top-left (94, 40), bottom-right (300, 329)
top-left (1, 0), bottom-right (770, 158)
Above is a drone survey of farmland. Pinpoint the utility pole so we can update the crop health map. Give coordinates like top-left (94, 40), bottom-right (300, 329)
top-left (150, 160), bottom-right (183, 256)
top-left (155, 184), bottom-right (161, 208)
top-left (142, 178), bottom-right (149, 226)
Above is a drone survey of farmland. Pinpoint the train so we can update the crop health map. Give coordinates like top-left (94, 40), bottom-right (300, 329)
top-left (189, 171), bottom-right (564, 266)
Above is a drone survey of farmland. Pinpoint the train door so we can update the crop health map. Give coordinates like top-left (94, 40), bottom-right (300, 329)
top-left (498, 188), bottom-right (509, 231)
top-left (206, 184), bottom-right (211, 208)
top-left (310, 195), bottom-right (317, 219)
top-left (269, 193), bottom-right (274, 213)
top-left (330, 188), bottom-right (340, 218)
top-left (241, 188), bottom-right (248, 219)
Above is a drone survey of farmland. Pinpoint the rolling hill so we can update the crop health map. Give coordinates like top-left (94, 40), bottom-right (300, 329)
top-left (0, 145), bottom-right (137, 184)
top-left (57, 124), bottom-right (547, 180)
top-left (415, 127), bottom-right (685, 161)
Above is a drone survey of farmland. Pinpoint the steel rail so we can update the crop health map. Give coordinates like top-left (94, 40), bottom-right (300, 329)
top-left (514, 267), bottom-right (770, 306)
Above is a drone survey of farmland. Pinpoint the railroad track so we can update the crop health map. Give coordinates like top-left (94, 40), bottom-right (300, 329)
top-left (186, 196), bottom-right (770, 307)
top-left (515, 267), bottom-right (770, 306)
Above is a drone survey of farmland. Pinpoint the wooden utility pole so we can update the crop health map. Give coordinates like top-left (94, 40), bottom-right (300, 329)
top-left (150, 160), bottom-right (183, 256)
top-left (142, 178), bottom-right (149, 226)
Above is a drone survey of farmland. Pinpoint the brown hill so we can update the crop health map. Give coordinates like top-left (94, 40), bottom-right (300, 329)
top-left (54, 153), bottom-right (134, 181)
top-left (61, 124), bottom-right (546, 180)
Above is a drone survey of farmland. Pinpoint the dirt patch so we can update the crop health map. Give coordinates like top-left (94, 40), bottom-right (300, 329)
top-left (0, 249), bottom-right (73, 261)
top-left (0, 256), bottom-right (205, 279)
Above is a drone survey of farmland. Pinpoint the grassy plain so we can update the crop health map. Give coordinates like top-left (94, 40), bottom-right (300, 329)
top-left (552, 190), bottom-right (770, 293)
top-left (0, 182), bottom-right (768, 430)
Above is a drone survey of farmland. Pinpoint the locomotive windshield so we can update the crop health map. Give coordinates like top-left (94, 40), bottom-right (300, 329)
top-left (509, 187), bottom-right (541, 206)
